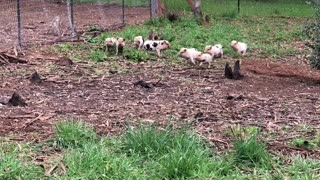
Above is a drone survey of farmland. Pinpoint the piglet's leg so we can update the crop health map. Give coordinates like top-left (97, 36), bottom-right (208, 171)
top-left (115, 44), bottom-right (119, 56)
top-left (156, 49), bottom-right (161, 57)
top-left (190, 57), bottom-right (196, 65)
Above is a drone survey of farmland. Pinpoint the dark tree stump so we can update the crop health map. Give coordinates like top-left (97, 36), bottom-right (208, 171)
top-left (8, 93), bottom-right (27, 107)
top-left (224, 63), bottom-right (234, 79)
top-left (30, 71), bottom-right (42, 84)
top-left (233, 60), bottom-right (243, 80)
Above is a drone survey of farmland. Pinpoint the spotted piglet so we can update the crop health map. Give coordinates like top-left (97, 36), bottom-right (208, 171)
top-left (143, 40), bottom-right (170, 57)
top-left (231, 40), bottom-right (248, 55)
top-left (178, 48), bottom-right (202, 65)
top-left (204, 44), bottom-right (223, 58)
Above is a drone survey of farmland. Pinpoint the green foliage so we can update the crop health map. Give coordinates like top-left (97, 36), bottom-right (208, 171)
top-left (2, 120), bottom-right (320, 179)
top-left (89, 49), bottom-right (108, 62)
top-left (292, 138), bottom-right (317, 149)
top-left (233, 134), bottom-right (272, 169)
top-left (62, 143), bottom-right (145, 179)
top-left (55, 119), bottom-right (98, 149)
top-left (122, 126), bottom-right (216, 179)
top-left (0, 143), bottom-right (44, 179)
top-left (164, 0), bottom-right (313, 17)
top-left (125, 49), bottom-right (150, 62)
top-left (287, 157), bottom-right (320, 179)
top-left (304, 1), bottom-right (320, 69)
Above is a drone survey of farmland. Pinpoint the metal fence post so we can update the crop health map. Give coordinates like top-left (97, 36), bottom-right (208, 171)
top-left (17, 0), bottom-right (21, 47)
top-left (149, 0), bottom-right (152, 19)
top-left (150, 0), bottom-right (158, 18)
top-left (67, 0), bottom-right (76, 37)
top-left (122, 0), bottom-right (125, 25)
top-left (238, 0), bottom-right (240, 14)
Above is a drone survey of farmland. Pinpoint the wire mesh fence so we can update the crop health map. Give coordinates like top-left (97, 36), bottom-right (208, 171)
top-left (0, 0), bottom-right (315, 50)
top-left (0, 0), bottom-right (150, 50)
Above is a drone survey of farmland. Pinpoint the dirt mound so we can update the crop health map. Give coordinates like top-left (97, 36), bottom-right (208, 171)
top-left (243, 59), bottom-right (320, 84)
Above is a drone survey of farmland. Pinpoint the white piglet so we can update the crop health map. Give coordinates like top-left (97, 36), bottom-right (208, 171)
top-left (134, 36), bottom-right (144, 49)
top-left (196, 53), bottom-right (213, 68)
top-left (204, 44), bottom-right (223, 58)
top-left (178, 48), bottom-right (202, 65)
top-left (105, 37), bottom-right (125, 55)
top-left (143, 40), bottom-right (170, 57)
top-left (231, 40), bottom-right (248, 55)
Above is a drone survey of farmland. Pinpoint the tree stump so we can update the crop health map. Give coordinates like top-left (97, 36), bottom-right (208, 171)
top-left (224, 63), bottom-right (234, 79)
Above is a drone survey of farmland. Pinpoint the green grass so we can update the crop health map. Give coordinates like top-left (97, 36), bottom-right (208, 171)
top-left (55, 119), bottom-right (98, 148)
top-left (164, 0), bottom-right (313, 17)
top-left (0, 142), bottom-right (44, 179)
top-left (75, 0), bottom-right (149, 7)
top-left (1, 121), bottom-right (320, 179)
top-left (51, 13), bottom-right (306, 64)
top-left (233, 134), bottom-right (272, 169)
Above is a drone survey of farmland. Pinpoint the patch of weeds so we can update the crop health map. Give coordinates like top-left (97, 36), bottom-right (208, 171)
top-left (291, 138), bottom-right (316, 149)
top-left (312, 132), bottom-right (320, 147)
top-left (55, 43), bottom-right (74, 55)
top-left (55, 119), bottom-right (98, 149)
top-left (0, 143), bottom-right (44, 179)
top-left (89, 49), bottom-right (107, 62)
top-left (287, 157), bottom-right (320, 179)
top-left (233, 133), bottom-right (272, 169)
top-left (221, 10), bottom-right (238, 19)
top-left (225, 125), bottom-right (261, 139)
top-left (125, 49), bottom-right (149, 62)
top-left (62, 142), bottom-right (146, 179)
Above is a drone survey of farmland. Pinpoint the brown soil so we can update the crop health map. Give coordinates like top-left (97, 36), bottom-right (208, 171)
top-left (1, 51), bottom-right (320, 157)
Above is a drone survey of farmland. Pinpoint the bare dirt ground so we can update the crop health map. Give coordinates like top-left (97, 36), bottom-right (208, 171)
top-left (1, 48), bottom-right (320, 158)
top-left (0, 1), bottom-right (149, 49)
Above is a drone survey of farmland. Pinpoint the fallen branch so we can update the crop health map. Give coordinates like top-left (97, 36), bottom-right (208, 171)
top-left (0, 52), bottom-right (28, 64)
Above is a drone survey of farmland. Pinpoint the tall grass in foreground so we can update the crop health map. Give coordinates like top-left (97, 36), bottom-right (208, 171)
top-left (1, 120), bottom-right (320, 179)
top-left (122, 126), bottom-right (226, 179)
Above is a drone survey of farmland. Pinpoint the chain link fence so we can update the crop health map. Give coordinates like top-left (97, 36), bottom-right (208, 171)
top-left (0, 0), bottom-right (150, 50)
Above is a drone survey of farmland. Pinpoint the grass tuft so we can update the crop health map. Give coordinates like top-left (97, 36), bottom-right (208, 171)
top-left (55, 119), bottom-right (98, 149)
top-left (61, 142), bottom-right (145, 179)
top-left (233, 134), bottom-right (272, 169)
top-left (121, 126), bottom-right (217, 179)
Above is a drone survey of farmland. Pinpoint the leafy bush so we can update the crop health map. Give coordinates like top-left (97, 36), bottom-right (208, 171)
top-left (304, 1), bottom-right (320, 69)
